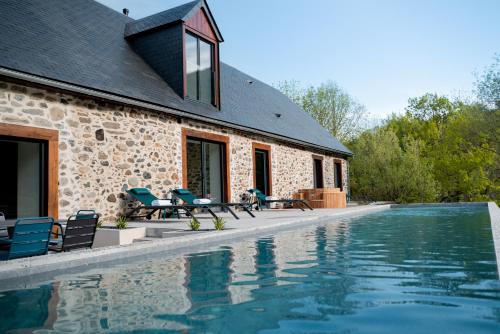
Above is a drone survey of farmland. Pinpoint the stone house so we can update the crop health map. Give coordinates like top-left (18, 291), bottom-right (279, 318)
top-left (0, 0), bottom-right (352, 220)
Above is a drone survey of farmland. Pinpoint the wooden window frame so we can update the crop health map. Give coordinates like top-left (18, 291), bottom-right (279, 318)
top-left (181, 128), bottom-right (230, 202)
top-left (252, 142), bottom-right (272, 196)
top-left (0, 123), bottom-right (59, 218)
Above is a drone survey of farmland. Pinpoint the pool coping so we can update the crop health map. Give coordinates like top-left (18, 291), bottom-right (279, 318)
top-left (487, 202), bottom-right (500, 278)
top-left (0, 204), bottom-right (391, 283)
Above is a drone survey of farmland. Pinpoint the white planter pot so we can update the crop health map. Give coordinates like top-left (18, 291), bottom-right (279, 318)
top-left (93, 227), bottom-right (146, 248)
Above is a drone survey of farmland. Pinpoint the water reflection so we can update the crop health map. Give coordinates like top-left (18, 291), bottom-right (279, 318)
top-left (0, 206), bottom-right (499, 333)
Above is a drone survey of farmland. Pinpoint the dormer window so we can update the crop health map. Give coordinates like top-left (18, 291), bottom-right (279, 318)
top-left (186, 33), bottom-right (214, 105)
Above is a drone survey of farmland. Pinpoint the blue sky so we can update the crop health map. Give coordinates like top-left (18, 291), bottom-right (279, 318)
top-left (98, 0), bottom-right (500, 119)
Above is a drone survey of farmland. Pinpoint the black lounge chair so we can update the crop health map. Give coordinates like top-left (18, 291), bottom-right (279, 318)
top-left (248, 188), bottom-right (313, 211)
top-left (171, 188), bottom-right (255, 219)
top-left (49, 211), bottom-right (100, 252)
top-left (125, 188), bottom-right (217, 221)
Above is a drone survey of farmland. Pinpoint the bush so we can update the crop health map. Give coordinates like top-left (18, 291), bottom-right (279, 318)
top-left (213, 217), bottom-right (225, 231)
top-left (188, 217), bottom-right (201, 231)
top-left (115, 216), bottom-right (128, 229)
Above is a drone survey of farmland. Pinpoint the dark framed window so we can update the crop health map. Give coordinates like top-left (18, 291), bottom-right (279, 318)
top-left (186, 32), bottom-right (214, 105)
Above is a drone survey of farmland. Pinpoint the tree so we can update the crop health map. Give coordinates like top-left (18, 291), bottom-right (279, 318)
top-left (475, 54), bottom-right (500, 108)
top-left (277, 81), bottom-right (367, 142)
top-left (348, 128), bottom-right (437, 203)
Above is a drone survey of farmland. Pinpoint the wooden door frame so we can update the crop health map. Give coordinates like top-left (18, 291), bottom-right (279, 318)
top-left (252, 142), bottom-right (272, 195)
top-left (181, 128), bottom-right (231, 202)
top-left (312, 154), bottom-right (324, 189)
top-left (0, 123), bottom-right (59, 218)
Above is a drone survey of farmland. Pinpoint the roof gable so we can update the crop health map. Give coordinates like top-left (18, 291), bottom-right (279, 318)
top-left (124, 0), bottom-right (223, 42)
top-left (185, 7), bottom-right (217, 41)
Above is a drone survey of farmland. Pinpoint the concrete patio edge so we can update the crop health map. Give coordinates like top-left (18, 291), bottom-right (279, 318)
top-left (0, 205), bottom-right (390, 281)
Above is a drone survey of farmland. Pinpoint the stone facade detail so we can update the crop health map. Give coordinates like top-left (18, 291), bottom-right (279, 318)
top-left (0, 80), bottom-right (349, 219)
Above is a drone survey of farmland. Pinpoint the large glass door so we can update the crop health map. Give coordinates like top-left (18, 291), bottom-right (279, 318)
top-left (0, 136), bottom-right (48, 219)
top-left (254, 149), bottom-right (269, 195)
top-left (186, 138), bottom-right (224, 202)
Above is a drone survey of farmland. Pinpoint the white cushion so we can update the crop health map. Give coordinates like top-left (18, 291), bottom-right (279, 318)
top-left (151, 199), bottom-right (172, 207)
top-left (265, 196), bottom-right (276, 201)
top-left (193, 198), bottom-right (212, 204)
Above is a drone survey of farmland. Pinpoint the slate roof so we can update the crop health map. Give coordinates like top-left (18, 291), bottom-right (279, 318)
top-left (0, 0), bottom-right (352, 156)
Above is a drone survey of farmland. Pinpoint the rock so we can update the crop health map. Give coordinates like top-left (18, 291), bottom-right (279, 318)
top-left (107, 194), bottom-right (116, 202)
top-left (2, 116), bottom-right (29, 124)
top-left (95, 129), bottom-right (105, 141)
top-left (98, 152), bottom-right (108, 160)
top-left (49, 107), bottom-right (65, 121)
top-left (22, 108), bottom-right (44, 116)
top-left (143, 171), bottom-right (152, 179)
top-left (33, 117), bottom-right (52, 127)
top-left (117, 163), bottom-right (130, 170)
top-left (116, 143), bottom-right (128, 152)
top-left (103, 121), bottom-right (120, 129)
top-left (0, 106), bottom-right (13, 113)
top-left (128, 177), bottom-right (139, 187)
top-left (79, 117), bottom-right (91, 123)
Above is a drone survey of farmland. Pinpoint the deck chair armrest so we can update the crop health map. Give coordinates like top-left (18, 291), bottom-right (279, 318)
top-left (51, 222), bottom-right (64, 239)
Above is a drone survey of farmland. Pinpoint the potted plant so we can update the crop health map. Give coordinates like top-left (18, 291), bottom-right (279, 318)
top-left (93, 216), bottom-right (146, 247)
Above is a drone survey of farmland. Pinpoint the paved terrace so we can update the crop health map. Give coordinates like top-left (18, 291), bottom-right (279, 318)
top-left (0, 205), bottom-right (390, 282)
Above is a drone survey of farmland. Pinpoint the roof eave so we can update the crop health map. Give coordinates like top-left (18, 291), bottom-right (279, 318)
top-left (0, 66), bottom-right (352, 157)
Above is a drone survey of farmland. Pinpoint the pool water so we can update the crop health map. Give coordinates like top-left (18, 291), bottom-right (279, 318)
top-left (0, 206), bottom-right (499, 333)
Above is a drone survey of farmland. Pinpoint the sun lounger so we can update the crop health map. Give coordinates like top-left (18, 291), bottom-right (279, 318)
top-left (125, 188), bottom-right (214, 220)
top-left (171, 188), bottom-right (255, 219)
top-left (248, 188), bottom-right (313, 211)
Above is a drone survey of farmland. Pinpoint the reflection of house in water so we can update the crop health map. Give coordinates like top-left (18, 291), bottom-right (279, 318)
top-left (185, 247), bottom-right (233, 311)
top-left (45, 257), bottom-right (191, 333)
top-left (2, 221), bottom-right (354, 333)
top-left (228, 240), bottom-right (258, 305)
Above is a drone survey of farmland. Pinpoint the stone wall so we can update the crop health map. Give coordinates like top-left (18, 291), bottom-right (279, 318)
top-left (0, 80), bottom-right (349, 219)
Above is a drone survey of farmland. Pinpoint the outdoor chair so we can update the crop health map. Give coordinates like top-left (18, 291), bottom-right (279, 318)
top-left (0, 217), bottom-right (54, 260)
top-left (49, 211), bottom-right (100, 252)
top-left (171, 188), bottom-right (255, 219)
top-left (248, 188), bottom-right (313, 211)
top-left (125, 188), bottom-right (213, 221)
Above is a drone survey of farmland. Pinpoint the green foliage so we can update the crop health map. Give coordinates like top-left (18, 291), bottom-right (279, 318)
top-left (475, 54), bottom-right (500, 108)
top-left (188, 217), bottom-right (201, 231)
top-left (115, 216), bottom-right (128, 229)
top-left (96, 220), bottom-right (103, 229)
top-left (349, 129), bottom-right (437, 203)
top-left (349, 92), bottom-right (499, 203)
top-left (277, 80), bottom-right (367, 142)
top-left (213, 217), bottom-right (225, 231)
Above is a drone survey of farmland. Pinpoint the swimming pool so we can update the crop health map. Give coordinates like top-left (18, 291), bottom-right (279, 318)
top-left (0, 206), bottom-right (499, 333)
